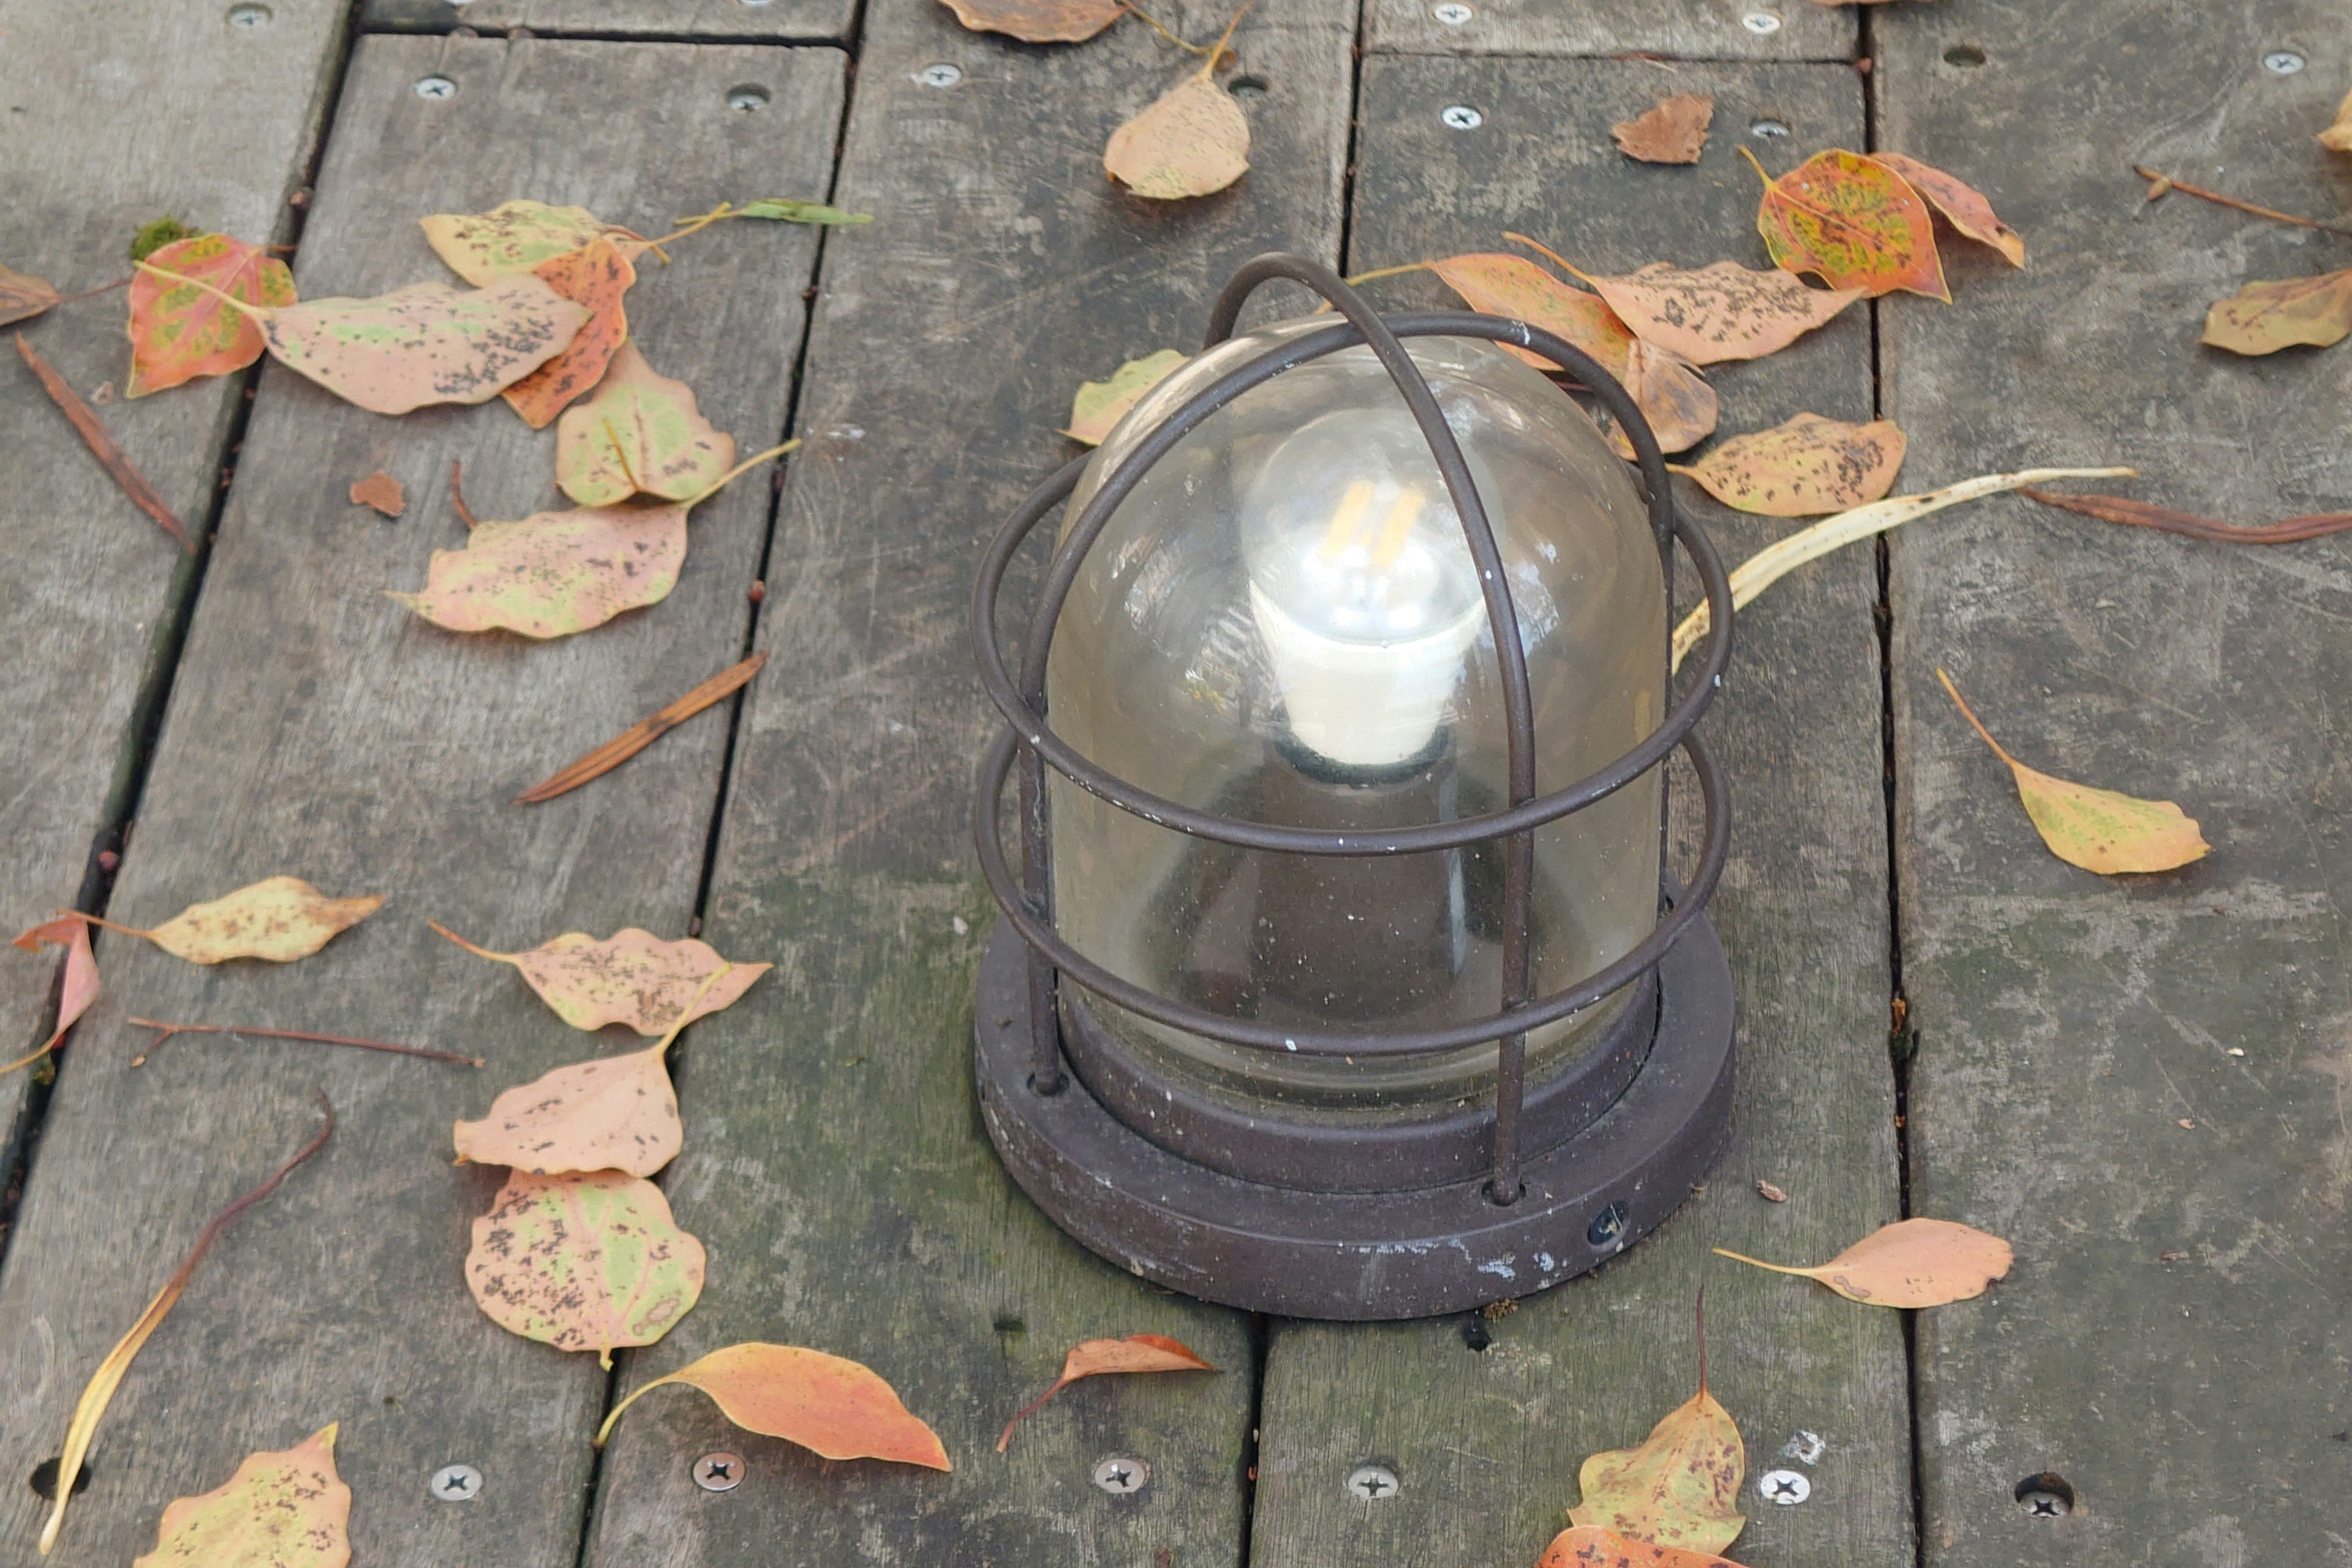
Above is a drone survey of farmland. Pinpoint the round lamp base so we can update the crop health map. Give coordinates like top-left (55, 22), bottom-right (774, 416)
top-left (973, 918), bottom-right (1735, 1321)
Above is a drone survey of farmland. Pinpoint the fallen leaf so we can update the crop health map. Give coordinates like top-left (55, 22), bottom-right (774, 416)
top-left (37, 1096), bottom-right (331, 1554)
top-left (1105, 72), bottom-right (1251, 200)
top-left (1611, 93), bottom-right (1713, 165)
top-left (349, 470), bottom-right (405, 516)
top-left (2199, 270), bottom-right (2352, 355)
top-left (503, 236), bottom-right (636, 428)
top-left (1065, 349), bottom-right (1189, 445)
top-left (1749, 147), bottom-right (1949, 301)
top-left (1567, 1388), bottom-right (1744, 1554)
top-left (133, 1425), bottom-right (350, 1568)
top-left (2321, 86), bottom-right (2352, 153)
top-left (1867, 153), bottom-right (2025, 266)
top-left (430, 922), bottom-right (769, 1035)
top-left (126, 233), bottom-right (295, 397)
top-left (735, 198), bottom-right (875, 225)
top-left (518, 652), bottom-right (767, 802)
top-left (1428, 252), bottom-right (1635, 377)
top-left (15, 334), bottom-right (192, 551)
top-left (2019, 486), bottom-right (2352, 544)
top-left (1535, 1525), bottom-right (1748, 1568)
top-left (262, 276), bottom-right (591, 415)
top-left (555, 341), bottom-right (736, 505)
top-left (6, 917), bottom-right (100, 1077)
top-left (1676, 413), bottom-right (1905, 516)
top-left (1563, 259), bottom-right (1862, 366)
top-left (387, 501), bottom-right (688, 639)
top-left (421, 199), bottom-right (614, 286)
top-left (466, 1169), bottom-right (705, 1367)
top-left (1717, 1215), bottom-right (2015, 1306)
top-left (998, 1334), bottom-right (1216, 1451)
top-left (941, 0), bottom-right (1121, 40)
top-left (596, 1342), bottom-right (952, 1466)
top-left (1617, 337), bottom-right (1717, 456)
top-left (1, 262), bottom-right (62, 328)
top-left (118, 875), bottom-right (383, 965)
top-left (1754, 1179), bottom-right (1787, 1202)
top-left (1934, 670), bottom-right (2209, 874)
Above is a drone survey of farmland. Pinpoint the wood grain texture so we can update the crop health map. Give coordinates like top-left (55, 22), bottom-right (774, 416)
top-left (0, 37), bottom-right (841, 1568)
top-left (361, 0), bottom-right (856, 42)
top-left (1365, 0), bottom-right (1853, 63)
top-left (578, 0), bottom-right (1356, 1561)
top-left (1877, 5), bottom-right (2352, 1563)
top-left (0, 0), bottom-right (347, 1150)
top-left (1248, 58), bottom-right (1908, 1568)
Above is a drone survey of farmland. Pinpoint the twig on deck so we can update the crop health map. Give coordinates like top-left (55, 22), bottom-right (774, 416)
top-left (449, 459), bottom-right (478, 529)
top-left (2020, 488), bottom-right (2352, 545)
top-left (15, 334), bottom-right (192, 551)
top-left (2132, 165), bottom-right (2352, 239)
top-left (518, 652), bottom-right (767, 803)
top-left (127, 1016), bottom-right (482, 1069)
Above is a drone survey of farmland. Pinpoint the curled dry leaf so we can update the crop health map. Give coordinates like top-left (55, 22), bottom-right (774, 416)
top-left (1936, 670), bottom-right (2209, 875)
top-left (1750, 148), bottom-right (1949, 301)
top-left (388, 502), bottom-right (688, 639)
top-left (133, 1424), bottom-right (349, 1568)
top-left (503, 235), bottom-right (636, 428)
top-left (2199, 269), bottom-right (2352, 356)
top-left (1611, 92), bottom-right (1713, 165)
top-left (1566, 259), bottom-right (1861, 366)
top-left (940, 0), bottom-right (1121, 42)
top-left (1536, 1525), bottom-right (1747, 1568)
top-left (263, 275), bottom-right (591, 416)
top-left (1868, 153), bottom-right (2025, 266)
top-left (1428, 252), bottom-right (1634, 377)
top-left (2019, 486), bottom-right (2352, 545)
top-left (1678, 413), bottom-right (1905, 516)
top-left (349, 469), bottom-right (405, 516)
top-left (1567, 1388), bottom-right (1744, 1555)
top-left (126, 233), bottom-right (296, 397)
top-left (16, 334), bottom-right (191, 551)
top-left (1065, 349), bottom-right (1189, 445)
top-left (596, 1342), bottom-right (951, 1468)
top-left (115, 875), bottom-right (384, 965)
top-left (421, 199), bottom-right (617, 285)
top-left (6, 916), bottom-right (100, 1076)
top-left (1617, 338), bottom-right (1717, 456)
top-left (466, 1169), bottom-right (706, 1366)
top-left (556, 340), bottom-right (735, 505)
top-left (431, 922), bottom-right (769, 1035)
top-left (1, 260), bottom-right (64, 328)
top-left (2320, 86), bottom-right (2352, 153)
top-left (519, 652), bottom-right (767, 803)
top-left (999, 1334), bottom-right (1216, 1451)
top-left (1717, 1215), bottom-right (2014, 1307)
top-left (1105, 74), bottom-right (1251, 200)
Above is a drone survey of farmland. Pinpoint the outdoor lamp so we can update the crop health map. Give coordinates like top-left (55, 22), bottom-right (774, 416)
top-left (971, 254), bottom-right (1736, 1320)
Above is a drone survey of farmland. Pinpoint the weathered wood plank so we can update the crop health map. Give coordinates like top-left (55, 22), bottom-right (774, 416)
top-left (361, 0), bottom-right (856, 44)
top-left (0, 0), bottom-right (348, 1162)
top-left (1365, 0), bottom-right (1852, 64)
top-left (1878, 6), bottom-right (2352, 1562)
top-left (579, 1), bottom-right (1357, 1561)
top-left (1249, 57), bottom-right (1909, 1568)
top-left (0, 37), bottom-right (841, 1567)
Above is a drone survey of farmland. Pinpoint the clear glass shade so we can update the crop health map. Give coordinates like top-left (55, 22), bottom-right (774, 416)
top-left (1046, 321), bottom-right (1665, 1125)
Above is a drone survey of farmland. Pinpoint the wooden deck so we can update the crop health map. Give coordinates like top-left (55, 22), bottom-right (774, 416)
top-left (1, 1), bottom-right (2344, 1564)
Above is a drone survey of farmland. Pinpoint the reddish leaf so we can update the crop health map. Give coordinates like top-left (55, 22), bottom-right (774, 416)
top-left (16, 334), bottom-right (190, 551)
top-left (1535, 1525), bottom-right (1748, 1568)
top-left (388, 502), bottom-right (687, 639)
top-left (7, 916), bottom-right (100, 1076)
top-left (456, 1042), bottom-right (679, 1176)
top-left (597, 1343), bottom-right (952, 1468)
top-left (1752, 148), bottom-right (1949, 301)
top-left (1868, 153), bottom-right (2025, 266)
top-left (349, 470), bottom-right (405, 516)
top-left (518, 652), bottom-right (767, 802)
top-left (940, 0), bottom-right (1121, 42)
top-left (1569, 260), bottom-right (1861, 366)
top-left (1428, 253), bottom-right (1634, 377)
top-left (1, 261), bottom-right (62, 328)
top-left (998, 1334), bottom-right (1216, 1451)
top-left (126, 233), bottom-right (296, 397)
top-left (503, 236), bottom-right (635, 429)
top-left (1618, 338), bottom-right (1717, 456)
top-left (1611, 93), bottom-right (1713, 165)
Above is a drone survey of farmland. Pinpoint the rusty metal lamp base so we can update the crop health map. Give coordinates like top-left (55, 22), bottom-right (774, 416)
top-left (973, 912), bottom-right (1735, 1321)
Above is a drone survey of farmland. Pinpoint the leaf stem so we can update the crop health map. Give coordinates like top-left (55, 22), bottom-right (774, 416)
top-left (2132, 165), bottom-right (2352, 239)
top-left (68, 911), bottom-right (154, 940)
top-left (689, 439), bottom-right (801, 506)
top-left (132, 258), bottom-right (271, 318)
top-left (1709, 1245), bottom-right (1817, 1279)
top-left (996, 1376), bottom-right (1074, 1453)
top-left (1120, 1), bottom-right (1213, 55)
top-left (650, 964), bottom-right (734, 1058)
top-left (1341, 262), bottom-right (1432, 287)
top-left (1193, 0), bottom-right (1253, 80)
top-left (126, 1017), bottom-right (482, 1069)
top-left (593, 1365), bottom-right (686, 1447)
top-left (1934, 668), bottom-right (2019, 770)
top-left (1736, 143), bottom-right (1774, 187)
top-left (427, 919), bottom-right (516, 964)
top-left (450, 459), bottom-right (478, 529)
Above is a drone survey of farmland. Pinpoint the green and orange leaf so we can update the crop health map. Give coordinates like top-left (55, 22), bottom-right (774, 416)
top-left (133, 1425), bottom-right (349, 1568)
top-left (263, 276), bottom-right (590, 415)
top-left (1751, 148), bottom-right (1948, 301)
top-left (556, 341), bottom-right (735, 503)
top-left (466, 1169), bottom-right (704, 1367)
top-left (596, 1342), bottom-right (951, 1468)
top-left (126, 233), bottom-right (295, 398)
top-left (390, 502), bottom-right (687, 638)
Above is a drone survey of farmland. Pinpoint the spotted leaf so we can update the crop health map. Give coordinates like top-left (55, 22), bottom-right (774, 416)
top-left (430, 922), bottom-right (769, 1032)
top-left (466, 1169), bottom-right (704, 1366)
top-left (126, 233), bottom-right (295, 397)
top-left (1678, 413), bottom-right (1905, 516)
top-left (134, 1425), bottom-right (349, 1568)
top-left (1753, 148), bottom-right (1948, 301)
top-left (262, 275), bottom-right (590, 415)
top-left (421, 199), bottom-right (616, 285)
top-left (502, 236), bottom-right (635, 428)
top-left (1567, 1389), bottom-right (1746, 1555)
top-left (1572, 260), bottom-right (1861, 366)
top-left (556, 341), bottom-right (734, 505)
top-left (388, 502), bottom-right (687, 639)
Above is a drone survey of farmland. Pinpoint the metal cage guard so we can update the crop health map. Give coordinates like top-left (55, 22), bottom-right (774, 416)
top-left (970, 253), bottom-right (1734, 1207)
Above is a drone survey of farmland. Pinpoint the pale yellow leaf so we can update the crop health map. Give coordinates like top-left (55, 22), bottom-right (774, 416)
top-left (1717, 1216), bottom-right (2014, 1307)
top-left (1567, 1389), bottom-right (1745, 1555)
top-left (141, 875), bottom-right (382, 964)
top-left (1104, 74), bottom-right (1250, 200)
top-left (1064, 350), bottom-right (1188, 445)
top-left (134, 1425), bottom-right (349, 1568)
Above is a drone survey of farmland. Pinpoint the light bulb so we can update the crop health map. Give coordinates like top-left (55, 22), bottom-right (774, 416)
top-left (1239, 407), bottom-right (1485, 771)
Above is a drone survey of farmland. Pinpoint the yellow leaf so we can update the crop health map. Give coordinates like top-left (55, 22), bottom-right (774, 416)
top-left (1676, 413), bottom-right (1905, 516)
top-left (556, 339), bottom-right (736, 505)
top-left (1937, 669), bottom-right (2209, 874)
top-left (388, 502), bottom-right (688, 639)
top-left (127, 875), bottom-right (383, 964)
top-left (134, 1425), bottom-right (349, 1568)
top-left (2199, 270), bottom-right (2352, 356)
top-left (1104, 74), bottom-right (1250, 200)
top-left (431, 922), bottom-right (769, 1033)
top-left (1716, 1216), bottom-right (2013, 1307)
top-left (1567, 1388), bottom-right (1745, 1555)
top-left (595, 1342), bottom-right (951, 1468)
top-left (1065, 349), bottom-right (1188, 446)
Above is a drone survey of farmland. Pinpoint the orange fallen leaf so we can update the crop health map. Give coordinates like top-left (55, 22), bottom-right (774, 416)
top-left (17, 333), bottom-right (192, 551)
top-left (1675, 413), bottom-right (1905, 516)
top-left (1716, 1215), bottom-right (2015, 1306)
top-left (503, 236), bottom-right (636, 428)
top-left (596, 1342), bottom-right (952, 1468)
top-left (1428, 252), bottom-right (1635, 377)
top-left (1551, 257), bottom-right (1862, 366)
top-left (555, 339), bottom-right (735, 505)
top-left (430, 922), bottom-right (769, 1035)
top-left (1065, 349), bottom-right (1189, 445)
top-left (349, 469), bottom-right (405, 516)
top-left (2, 261), bottom-right (64, 328)
top-left (1536, 1525), bottom-right (1749, 1568)
top-left (1105, 15), bottom-right (1253, 202)
top-left (1868, 153), bottom-right (2025, 266)
top-left (466, 1169), bottom-right (705, 1367)
top-left (518, 652), bottom-right (767, 803)
top-left (83, 875), bottom-right (383, 964)
top-left (998, 1334), bottom-right (1215, 1452)
top-left (1616, 338), bottom-right (1716, 456)
top-left (125, 233), bottom-right (295, 397)
top-left (6, 916), bottom-right (100, 1077)
top-left (941, 0), bottom-right (1121, 42)
top-left (1747, 147), bottom-right (1948, 301)
top-left (389, 501), bottom-right (687, 638)
top-left (1936, 669), bottom-right (2209, 874)
top-left (2199, 269), bottom-right (2352, 355)
top-left (256, 275), bottom-right (591, 414)
top-left (421, 199), bottom-right (622, 285)
top-left (1611, 92), bottom-right (1713, 165)
top-left (2320, 86), bottom-right (2352, 153)
top-left (1567, 1387), bottom-right (1744, 1554)
top-left (133, 1424), bottom-right (349, 1568)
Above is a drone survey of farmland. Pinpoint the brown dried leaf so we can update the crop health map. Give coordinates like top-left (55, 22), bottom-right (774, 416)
top-left (1570, 260), bottom-right (1862, 366)
top-left (134, 1425), bottom-right (349, 1568)
top-left (2019, 486), bottom-right (2352, 545)
top-left (1868, 153), bottom-right (2025, 266)
top-left (1065, 349), bottom-right (1188, 445)
top-left (1754, 1179), bottom-right (1787, 1203)
top-left (1105, 74), bottom-right (1250, 200)
top-left (388, 502), bottom-right (687, 639)
top-left (2321, 86), bottom-right (2352, 153)
top-left (1428, 254), bottom-right (1635, 377)
top-left (2199, 269), bottom-right (2352, 355)
top-left (998, 1335), bottom-right (1216, 1451)
top-left (519, 652), bottom-right (766, 803)
top-left (466, 1169), bottom-right (704, 1366)
top-left (0, 262), bottom-right (62, 328)
top-left (431, 922), bottom-right (770, 1035)
top-left (939, 0), bottom-right (1121, 41)
top-left (1568, 1389), bottom-right (1745, 1555)
top-left (139, 875), bottom-right (384, 964)
top-left (1611, 92), bottom-right (1713, 164)
top-left (597, 1343), bottom-right (952, 1468)
top-left (1717, 1216), bottom-right (2014, 1306)
top-left (1678, 413), bottom-right (1905, 516)
top-left (349, 470), bottom-right (405, 516)
top-left (262, 276), bottom-right (590, 415)
top-left (1535, 1526), bottom-right (1747, 1568)
top-left (556, 340), bottom-right (735, 506)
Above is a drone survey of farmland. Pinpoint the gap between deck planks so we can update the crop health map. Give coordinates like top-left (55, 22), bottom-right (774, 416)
top-left (1246, 56), bottom-right (1911, 1568)
top-left (360, 0), bottom-right (859, 42)
top-left (0, 37), bottom-right (840, 1568)
top-left (1362, 0), bottom-right (1852, 62)
top-left (1877, 2), bottom-right (2352, 1563)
